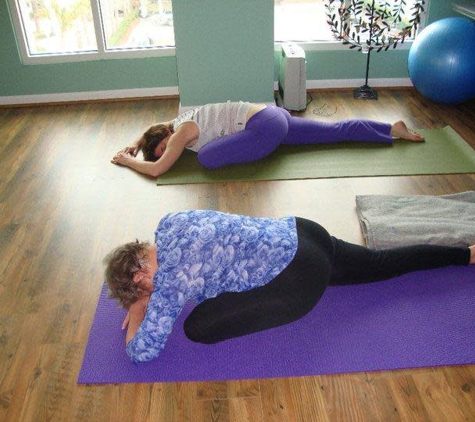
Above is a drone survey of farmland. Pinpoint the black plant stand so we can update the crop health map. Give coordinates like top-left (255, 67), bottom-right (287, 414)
top-left (354, 49), bottom-right (378, 100)
top-left (353, 84), bottom-right (378, 100)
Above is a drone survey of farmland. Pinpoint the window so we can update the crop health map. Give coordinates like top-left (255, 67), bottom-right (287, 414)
top-left (275, 0), bottom-right (334, 42)
top-left (8, 0), bottom-right (174, 64)
top-left (274, 0), bottom-right (427, 45)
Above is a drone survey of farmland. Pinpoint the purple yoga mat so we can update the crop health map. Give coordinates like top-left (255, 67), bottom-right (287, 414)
top-left (78, 266), bottom-right (475, 384)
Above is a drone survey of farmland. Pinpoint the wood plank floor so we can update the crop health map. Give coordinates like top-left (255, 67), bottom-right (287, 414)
top-left (0, 88), bottom-right (474, 421)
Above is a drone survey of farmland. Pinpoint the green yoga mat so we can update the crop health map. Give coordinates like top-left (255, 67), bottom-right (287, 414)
top-left (156, 126), bottom-right (475, 185)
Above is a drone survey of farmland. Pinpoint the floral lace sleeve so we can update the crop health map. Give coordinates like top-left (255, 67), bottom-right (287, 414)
top-left (125, 285), bottom-right (185, 364)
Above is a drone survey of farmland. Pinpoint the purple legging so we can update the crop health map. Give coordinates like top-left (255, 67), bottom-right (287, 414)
top-left (197, 106), bottom-right (393, 169)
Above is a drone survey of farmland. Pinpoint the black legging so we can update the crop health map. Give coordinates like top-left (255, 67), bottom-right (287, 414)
top-left (184, 218), bottom-right (470, 344)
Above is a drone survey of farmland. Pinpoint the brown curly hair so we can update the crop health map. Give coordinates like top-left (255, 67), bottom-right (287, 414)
top-left (139, 123), bottom-right (174, 162)
top-left (104, 240), bottom-right (151, 309)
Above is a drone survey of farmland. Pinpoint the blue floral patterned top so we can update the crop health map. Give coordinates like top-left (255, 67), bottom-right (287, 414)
top-left (126, 210), bottom-right (298, 363)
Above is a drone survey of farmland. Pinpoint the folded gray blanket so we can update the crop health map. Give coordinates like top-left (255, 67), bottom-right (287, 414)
top-left (355, 191), bottom-right (475, 249)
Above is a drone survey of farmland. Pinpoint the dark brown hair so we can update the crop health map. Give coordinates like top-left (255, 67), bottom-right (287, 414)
top-left (104, 240), bottom-right (150, 309)
top-left (139, 123), bottom-right (174, 162)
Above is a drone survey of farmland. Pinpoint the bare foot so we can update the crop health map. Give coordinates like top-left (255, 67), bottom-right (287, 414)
top-left (390, 120), bottom-right (425, 142)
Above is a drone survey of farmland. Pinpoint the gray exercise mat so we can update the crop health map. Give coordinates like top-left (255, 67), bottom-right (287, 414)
top-left (355, 191), bottom-right (475, 249)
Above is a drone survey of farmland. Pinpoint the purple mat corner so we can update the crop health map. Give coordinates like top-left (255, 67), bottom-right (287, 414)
top-left (78, 267), bottom-right (475, 384)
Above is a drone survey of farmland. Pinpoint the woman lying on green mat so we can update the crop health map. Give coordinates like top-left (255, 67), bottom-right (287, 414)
top-left (111, 102), bottom-right (424, 177)
top-left (104, 210), bottom-right (474, 364)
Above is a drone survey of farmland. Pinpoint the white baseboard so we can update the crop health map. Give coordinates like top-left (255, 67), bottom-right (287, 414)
top-left (274, 78), bottom-right (413, 91)
top-left (307, 78), bottom-right (413, 89)
top-left (0, 79), bottom-right (412, 107)
top-left (0, 86), bottom-right (179, 106)
top-left (178, 101), bottom-right (276, 114)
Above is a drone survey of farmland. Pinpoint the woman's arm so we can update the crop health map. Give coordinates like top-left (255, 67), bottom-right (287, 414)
top-left (122, 139), bottom-right (141, 156)
top-left (111, 154), bottom-right (169, 177)
top-left (125, 289), bottom-right (184, 364)
top-left (116, 121), bottom-right (173, 156)
top-left (125, 295), bottom-right (150, 344)
top-left (117, 134), bottom-right (145, 157)
top-left (111, 123), bottom-right (198, 177)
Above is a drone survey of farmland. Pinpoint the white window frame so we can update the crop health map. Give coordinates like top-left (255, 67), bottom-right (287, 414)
top-left (274, 41), bottom-right (413, 54)
top-left (8, 0), bottom-right (428, 65)
top-left (7, 0), bottom-right (175, 65)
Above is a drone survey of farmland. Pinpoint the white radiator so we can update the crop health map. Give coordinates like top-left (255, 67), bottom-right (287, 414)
top-left (277, 43), bottom-right (307, 111)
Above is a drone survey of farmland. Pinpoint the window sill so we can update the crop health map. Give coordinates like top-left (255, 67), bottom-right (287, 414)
top-left (20, 46), bottom-right (176, 65)
top-left (274, 41), bottom-right (414, 52)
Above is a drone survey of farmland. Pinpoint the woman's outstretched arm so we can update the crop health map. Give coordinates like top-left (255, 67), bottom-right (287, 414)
top-left (115, 120), bottom-right (174, 157)
top-left (111, 123), bottom-right (198, 177)
top-left (111, 137), bottom-right (185, 177)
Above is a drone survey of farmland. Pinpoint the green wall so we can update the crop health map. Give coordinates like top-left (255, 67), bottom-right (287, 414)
top-left (426, 0), bottom-right (459, 22)
top-left (275, 48), bottom-right (412, 82)
top-left (173, 0), bottom-right (274, 106)
top-left (0, 0), bottom-right (457, 101)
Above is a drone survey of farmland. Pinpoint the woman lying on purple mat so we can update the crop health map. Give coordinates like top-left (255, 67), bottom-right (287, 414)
top-left (104, 210), bottom-right (474, 364)
top-left (111, 101), bottom-right (424, 177)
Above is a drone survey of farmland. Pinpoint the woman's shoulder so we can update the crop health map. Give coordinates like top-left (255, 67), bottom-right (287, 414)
top-left (173, 107), bottom-right (199, 125)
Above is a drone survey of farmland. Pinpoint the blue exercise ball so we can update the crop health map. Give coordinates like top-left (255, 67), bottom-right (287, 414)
top-left (408, 17), bottom-right (475, 104)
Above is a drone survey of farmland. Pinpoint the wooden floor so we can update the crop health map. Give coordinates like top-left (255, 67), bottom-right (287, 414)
top-left (1, 89), bottom-right (475, 421)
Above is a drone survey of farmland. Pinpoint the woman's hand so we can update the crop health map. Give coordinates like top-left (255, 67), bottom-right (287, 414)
top-left (117, 134), bottom-right (143, 157)
top-left (111, 151), bottom-right (133, 166)
top-left (119, 145), bottom-right (140, 157)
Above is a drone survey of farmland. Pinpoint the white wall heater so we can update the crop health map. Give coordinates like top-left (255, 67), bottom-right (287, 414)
top-left (276, 43), bottom-right (307, 111)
